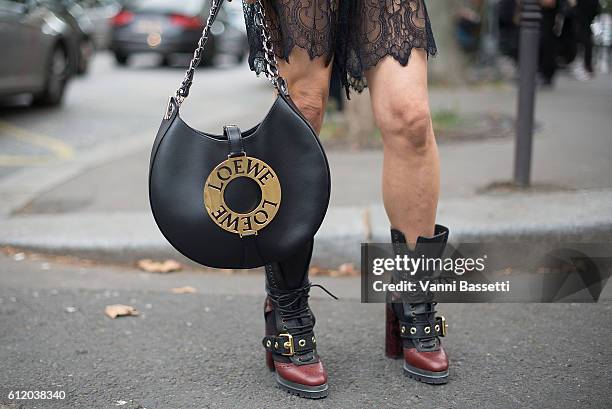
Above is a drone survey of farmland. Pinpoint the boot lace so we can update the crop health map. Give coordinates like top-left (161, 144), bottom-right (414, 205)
top-left (268, 283), bottom-right (337, 340)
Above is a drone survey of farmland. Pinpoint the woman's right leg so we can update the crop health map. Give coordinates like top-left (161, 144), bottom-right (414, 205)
top-left (261, 47), bottom-right (333, 399)
top-left (276, 47), bottom-right (333, 134)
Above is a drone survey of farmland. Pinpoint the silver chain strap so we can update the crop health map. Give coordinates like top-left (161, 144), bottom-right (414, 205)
top-left (174, 0), bottom-right (224, 106)
top-left (172, 0), bottom-right (286, 111)
top-left (253, 0), bottom-right (287, 93)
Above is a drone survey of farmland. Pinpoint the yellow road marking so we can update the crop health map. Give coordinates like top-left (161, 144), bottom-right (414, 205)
top-left (0, 121), bottom-right (75, 166)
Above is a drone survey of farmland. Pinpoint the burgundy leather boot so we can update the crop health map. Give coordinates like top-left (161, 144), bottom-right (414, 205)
top-left (385, 225), bottom-right (450, 384)
top-left (262, 241), bottom-right (334, 398)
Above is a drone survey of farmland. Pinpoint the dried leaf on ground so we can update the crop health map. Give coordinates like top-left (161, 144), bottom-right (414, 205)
top-left (105, 304), bottom-right (139, 319)
top-left (339, 263), bottom-right (359, 275)
top-left (309, 266), bottom-right (326, 276)
top-left (170, 286), bottom-right (197, 294)
top-left (137, 259), bottom-right (182, 273)
top-left (330, 263), bottom-right (360, 277)
top-left (310, 263), bottom-right (360, 277)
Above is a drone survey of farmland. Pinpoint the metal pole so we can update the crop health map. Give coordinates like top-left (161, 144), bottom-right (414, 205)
top-left (513, 0), bottom-right (542, 186)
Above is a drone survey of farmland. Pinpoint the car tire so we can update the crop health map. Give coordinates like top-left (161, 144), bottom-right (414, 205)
top-left (77, 38), bottom-right (94, 75)
top-left (198, 36), bottom-right (216, 67)
top-left (236, 48), bottom-right (246, 63)
top-left (160, 55), bottom-right (172, 67)
top-left (33, 45), bottom-right (69, 106)
top-left (114, 52), bottom-right (129, 66)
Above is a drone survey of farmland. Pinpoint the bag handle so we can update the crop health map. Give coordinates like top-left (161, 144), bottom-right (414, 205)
top-left (167, 0), bottom-right (287, 118)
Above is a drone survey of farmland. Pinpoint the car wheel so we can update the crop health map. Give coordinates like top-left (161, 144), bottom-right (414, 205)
top-left (114, 52), bottom-right (129, 66)
top-left (77, 38), bottom-right (94, 75)
top-left (236, 42), bottom-right (248, 63)
top-left (33, 46), bottom-right (69, 106)
top-left (160, 55), bottom-right (172, 67)
top-left (198, 36), bottom-right (216, 67)
top-left (236, 48), bottom-right (246, 63)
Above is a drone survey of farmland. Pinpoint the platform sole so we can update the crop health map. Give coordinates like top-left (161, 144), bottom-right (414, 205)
top-left (275, 373), bottom-right (329, 399)
top-left (403, 362), bottom-right (449, 385)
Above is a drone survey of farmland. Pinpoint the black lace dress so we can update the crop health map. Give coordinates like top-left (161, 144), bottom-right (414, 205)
top-left (243, 0), bottom-right (437, 97)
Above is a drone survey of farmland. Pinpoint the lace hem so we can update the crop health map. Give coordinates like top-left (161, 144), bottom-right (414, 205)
top-left (244, 0), bottom-right (437, 96)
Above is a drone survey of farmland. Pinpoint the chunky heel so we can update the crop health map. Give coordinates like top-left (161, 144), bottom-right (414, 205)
top-left (385, 303), bottom-right (402, 359)
top-left (266, 351), bottom-right (275, 371)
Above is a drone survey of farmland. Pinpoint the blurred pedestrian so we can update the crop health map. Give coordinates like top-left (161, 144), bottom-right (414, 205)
top-left (557, 0), bottom-right (578, 67)
top-left (540, 0), bottom-right (561, 86)
top-left (573, 0), bottom-right (601, 79)
top-left (499, 0), bottom-right (520, 59)
top-left (456, 0), bottom-right (484, 54)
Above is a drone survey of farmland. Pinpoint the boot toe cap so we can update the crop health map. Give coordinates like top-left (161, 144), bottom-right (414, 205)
top-left (404, 346), bottom-right (449, 373)
top-left (274, 360), bottom-right (328, 387)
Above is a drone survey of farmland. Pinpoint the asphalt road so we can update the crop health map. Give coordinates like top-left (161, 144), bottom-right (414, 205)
top-left (1, 253), bottom-right (611, 409)
top-left (0, 53), bottom-right (273, 180)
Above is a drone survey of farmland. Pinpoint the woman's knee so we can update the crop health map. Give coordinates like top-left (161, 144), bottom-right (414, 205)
top-left (374, 98), bottom-right (433, 152)
top-left (278, 49), bottom-right (331, 133)
top-left (290, 85), bottom-right (328, 133)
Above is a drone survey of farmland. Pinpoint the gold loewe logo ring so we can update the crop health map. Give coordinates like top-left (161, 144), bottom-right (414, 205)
top-left (204, 155), bottom-right (281, 237)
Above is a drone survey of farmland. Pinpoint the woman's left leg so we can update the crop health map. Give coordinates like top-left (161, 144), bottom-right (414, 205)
top-left (365, 51), bottom-right (450, 384)
top-left (365, 50), bottom-right (438, 244)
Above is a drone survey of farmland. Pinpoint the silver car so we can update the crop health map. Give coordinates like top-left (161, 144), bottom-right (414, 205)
top-left (0, 0), bottom-right (79, 105)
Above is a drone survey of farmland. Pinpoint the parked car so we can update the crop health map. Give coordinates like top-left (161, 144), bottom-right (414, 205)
top-left (76, 0), bottom-right (120, 49)
top-left (220, 0), bottom-right (248, 62)
top-left (48, 0), bottom-right (97, 74)
top-left (0, 0), bottom-right (80, 105)
top-left (110, 0), bottom-right (247, 66)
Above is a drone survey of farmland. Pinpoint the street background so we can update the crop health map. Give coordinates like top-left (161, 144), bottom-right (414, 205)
top-left (1, 1), bottom-right (612, 407)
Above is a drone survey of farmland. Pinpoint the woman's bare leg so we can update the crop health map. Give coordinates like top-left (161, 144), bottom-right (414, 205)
top-left (369, 51), bottom-right (449, 384)
top-left (276, 48), bottom-right (333, 134)
top-left (365, 50), bottom-right (439, 243)
top-left (262, 47), bottom-right (334, 398)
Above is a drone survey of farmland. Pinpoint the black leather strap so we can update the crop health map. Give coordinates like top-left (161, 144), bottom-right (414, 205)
top-left (224, 125), bottom-right (245, 158)
top-left (262, 332), bottom-right (316, 356)
top-left (399, 316), bottom-right (446, 339)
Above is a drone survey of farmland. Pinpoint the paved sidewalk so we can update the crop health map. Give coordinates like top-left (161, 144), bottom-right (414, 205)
top-left (0, 253), bottom-right (611, 408)
top-left (1, 68), bottom-right (611, 267)
top-left (1, 189), bottom-right (611, 267)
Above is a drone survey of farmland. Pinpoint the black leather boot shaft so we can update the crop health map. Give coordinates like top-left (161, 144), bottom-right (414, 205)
top-left (389, 225), bottom-right (449, 304)
top-left (265, 241), bottom-right (313, 292)
top-left (390, 225), bottom-right (449, 259)
top-left (390, 225), bottom-right (449, 352)
top-left (263, 241), bottom-right (319, 365)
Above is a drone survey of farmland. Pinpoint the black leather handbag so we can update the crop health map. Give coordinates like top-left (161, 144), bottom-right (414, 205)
top-left (149, 0), bottom-right (330, 269)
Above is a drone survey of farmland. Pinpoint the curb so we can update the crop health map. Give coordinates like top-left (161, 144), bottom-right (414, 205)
top-left (1, 190), bottom-right (611, 268)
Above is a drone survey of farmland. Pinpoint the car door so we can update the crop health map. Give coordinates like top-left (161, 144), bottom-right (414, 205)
top-left (0, 0), bottom-right (52, 93)
top-left (0, 0), bottom-right (30, 92)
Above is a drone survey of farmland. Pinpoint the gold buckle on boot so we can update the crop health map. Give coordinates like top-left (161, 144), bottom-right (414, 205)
top-left (440, 316), bottom-right (448, 337)
top-left (278, 333), bottom-right (294, 356)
